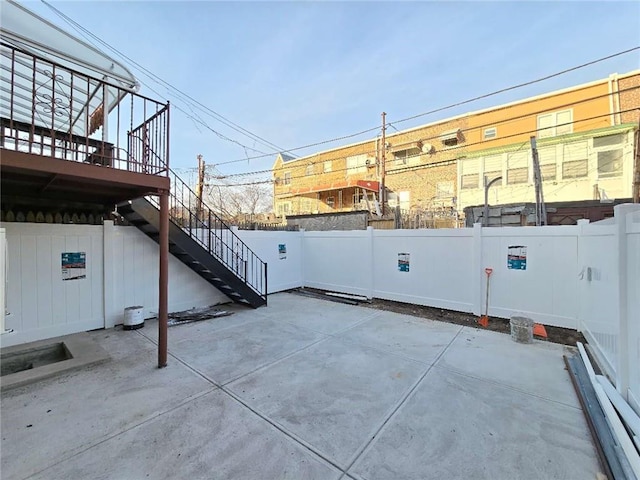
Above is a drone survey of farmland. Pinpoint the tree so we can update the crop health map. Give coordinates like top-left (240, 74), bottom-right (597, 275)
top-left (204, 182), bottom-right (273, 223)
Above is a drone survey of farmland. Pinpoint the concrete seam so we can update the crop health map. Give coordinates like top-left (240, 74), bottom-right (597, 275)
top-left (339, 326), bottom-right (465, 476)
top-left (220, 334), bottom-right (332, 386)
top-left (433, 363), bottom-right (583, 411)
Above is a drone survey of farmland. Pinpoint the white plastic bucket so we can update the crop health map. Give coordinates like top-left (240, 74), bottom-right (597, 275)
top-left (123, 306), bottom-right (144, 330)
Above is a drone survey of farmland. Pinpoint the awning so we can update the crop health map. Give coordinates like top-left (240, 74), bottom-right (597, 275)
top-left (0, 0), bottom-right (139, 135)
top-left (284, 179), bottom-right (380, 196)
top-left (387, 141), bottom-right (422, 153)
top-left (439, 128), bottom-right (462, 141)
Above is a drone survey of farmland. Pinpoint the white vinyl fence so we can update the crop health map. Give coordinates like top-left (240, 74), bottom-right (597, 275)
top-left (239, 204), bottom-right (640, 412)
top-left (577, 205), bottom-right (640, 415)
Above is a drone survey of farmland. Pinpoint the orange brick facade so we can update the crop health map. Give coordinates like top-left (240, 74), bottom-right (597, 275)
top-left (273, 71), bottom-right (640, 219)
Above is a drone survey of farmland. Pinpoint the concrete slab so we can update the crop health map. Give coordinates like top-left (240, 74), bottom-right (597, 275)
top-left (0, 330), bottom-right (213, 480)
top-left (264, 298), bottom-right (381, 335)
top-left (350, 367), bottom-right (599, 480)
top-left (437, 327), bottom-right (579, 407)
top-left (162, 317), bottom-right (328, 384)
top-left (29, 389), bottom-right (340, 480)
top-left (228, 336), bottom-right (429, 468)
top-left (0, 332), bottom-right (110, 391)
top-left (337, 311), bottom-right (462, 364)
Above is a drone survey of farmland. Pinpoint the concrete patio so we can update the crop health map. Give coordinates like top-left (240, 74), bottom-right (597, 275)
top-left (1, 292), bottom-right (598, 479)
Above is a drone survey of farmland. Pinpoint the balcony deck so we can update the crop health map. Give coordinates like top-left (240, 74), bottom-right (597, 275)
top-left (0, 41), bottom-right (169, 210)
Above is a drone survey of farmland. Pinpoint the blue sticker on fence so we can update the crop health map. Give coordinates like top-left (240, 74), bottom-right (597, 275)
top-left (61, 252), bottom-right (86, 280)
top-left (507, 246), bottom-right (527, 270)
top-left (278, 244), bottom-right (286, 260)
top-left (398, 253), bottom-right (410, 272)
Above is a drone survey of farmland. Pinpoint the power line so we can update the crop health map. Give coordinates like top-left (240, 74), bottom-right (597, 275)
top-left (209, 46), bottom-right (640, 167)
top-left (207, 106), bottom-right (638, 190)
top-left (40, 0), bottom-right (640, 177)
top-left (213, 88), bottom-right (640, 180)
top-left (387, 46), bottom-right (640, 127)
top-left (39, 0), bottom-right (286, 156)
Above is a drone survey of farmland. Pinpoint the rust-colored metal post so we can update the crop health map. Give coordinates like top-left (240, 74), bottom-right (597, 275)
top-left (158, 192), bottom-right (169, 368)
top-left (380, 112), bottom-right (386, 216)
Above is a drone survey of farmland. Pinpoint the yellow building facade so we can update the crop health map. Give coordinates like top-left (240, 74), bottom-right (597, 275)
top-left (273, 70), bottom-right (640, 220)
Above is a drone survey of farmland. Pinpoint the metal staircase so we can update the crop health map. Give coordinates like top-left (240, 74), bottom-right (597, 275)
top-left (117, 169), bottom-right (267, 308)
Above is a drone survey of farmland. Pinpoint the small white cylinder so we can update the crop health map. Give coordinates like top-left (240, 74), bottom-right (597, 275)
top-left (123, 306), bottom-right (144, 330)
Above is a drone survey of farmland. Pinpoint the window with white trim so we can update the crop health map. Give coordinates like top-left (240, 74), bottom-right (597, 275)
top-left (506, 150), bottom-right (528, 184)
top-left (323, 160), bottom-right (332, 173)
top-left (305, 164), bottom-right (314, 176)
top-left (594, 134), bottom-right (625, 178)
top-left (537, 146), bottom-right (557, 181)
top-left (537, 109), bottom-right (573, 138)
top-left (346, 154), bottom-right (367, 174)
top-left (326, 196), bottom-right (335, 208)
top-left (483, 155), bottom-right (502, 186)
top-left (283, 172), bottom-right (291, 185)
top-left (483, 127), bottom-right (497, 140)
top-left (562, 141), bottom-right (588, 179)
top-left (460, 158), bottom-right (479, 189)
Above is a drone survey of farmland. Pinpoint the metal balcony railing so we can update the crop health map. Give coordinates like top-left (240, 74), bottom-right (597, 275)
top-left (0, 41), bottom-right (168, 175)
top-left (146, 169), bottom-right (268, 302)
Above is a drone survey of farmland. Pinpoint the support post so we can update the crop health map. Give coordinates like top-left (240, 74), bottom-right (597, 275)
top-left (483, 176), bottom-right (502, 227)
top-left (380, 112), bottom-right (386, 216)
top-left (158, 192), bottom-right (169, 368)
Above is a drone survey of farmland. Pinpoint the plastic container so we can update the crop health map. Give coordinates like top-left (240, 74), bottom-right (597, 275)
top-left (123, 306), bottom-right (144, 330)
top-left (510, 316), bottom-right (533, 344)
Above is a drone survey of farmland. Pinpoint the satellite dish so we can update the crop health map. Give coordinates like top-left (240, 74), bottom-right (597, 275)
top-left (422, 143), bottom-right (434, 154)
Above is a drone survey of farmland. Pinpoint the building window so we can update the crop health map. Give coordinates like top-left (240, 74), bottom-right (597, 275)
top-left (393, 147), bottom-right (420, 166)
top-left (326, 196), bottom-right (335, 208)
top-left (305, 164), bottom-right (314, 176)
top-left (440, 128), bottom-right (463, 148)
top-left (483, 127), bottom-right (497, 140)
top-left (461, 174), bottom-right (479, 189)
top-left (538, 146), bottom-right (557, 181)
top-left (352, 191), bottom-right (364, 206)
top-left (460, 158), bottom-right (479, 189)
top-left (506, 150), bottom-right (528, 184)
top-left (323, 160), bottom-right (332, 173)
top-left (483, 154), bottom-right (502, 186)
top-left (436, 181), bottom-right (454, 198)
top-left (537, 109), bottom-right (573, 138)
top-left (277, 202), bottom-right (291, 216)
top-left (597, 149), bottom-right (624, 178)
top-left (283, 172), bottom-right (291, 185)
top-left (346, 154), bottom-right (367, 174)
top-left (562, 141), bottom-right (588, 179)
top-left (593, 134), bottom-right (624, 148)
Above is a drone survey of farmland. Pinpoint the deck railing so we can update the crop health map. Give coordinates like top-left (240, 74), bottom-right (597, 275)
top-left (0, 41), bottom-right (168, 175)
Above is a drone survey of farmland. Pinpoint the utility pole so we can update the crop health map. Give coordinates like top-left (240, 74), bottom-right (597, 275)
top-left (530, 136), bottom-right (547, 226)
top-left (380, 112), bottom-right (386, 216)
top-left (196, 154), bottom-right (205, 222)
top-left (633, 119), bottom-right (640, 203)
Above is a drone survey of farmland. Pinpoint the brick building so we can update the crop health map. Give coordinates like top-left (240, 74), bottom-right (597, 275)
top-left (272, 70), bottom-right (640, 222)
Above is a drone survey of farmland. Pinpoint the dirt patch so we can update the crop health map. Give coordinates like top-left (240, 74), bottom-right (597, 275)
top-left (362, 298), bottom-right (585, 346)
top-left (290, 289), bottom-right (584, 347)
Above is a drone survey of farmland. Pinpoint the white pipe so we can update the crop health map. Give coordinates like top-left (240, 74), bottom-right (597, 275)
top-left (577, 342), bottom-right (596, 382)
top-left (597, 375), bottom-right (640, 438)
top-left (593, 382), bottom-right (640, 478)
top-left (577, 342), bottom-right (640, 477)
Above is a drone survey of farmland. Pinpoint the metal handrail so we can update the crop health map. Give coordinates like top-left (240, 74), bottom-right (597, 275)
top-left (146, 168), bottom-right (267, 301)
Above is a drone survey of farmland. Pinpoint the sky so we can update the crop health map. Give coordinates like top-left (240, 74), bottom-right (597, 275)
top-left (18, 0), bottom-right (640, 187)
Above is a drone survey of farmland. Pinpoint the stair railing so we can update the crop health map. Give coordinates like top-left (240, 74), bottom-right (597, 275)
top-left (146, 168), bottom-right (267, 302)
